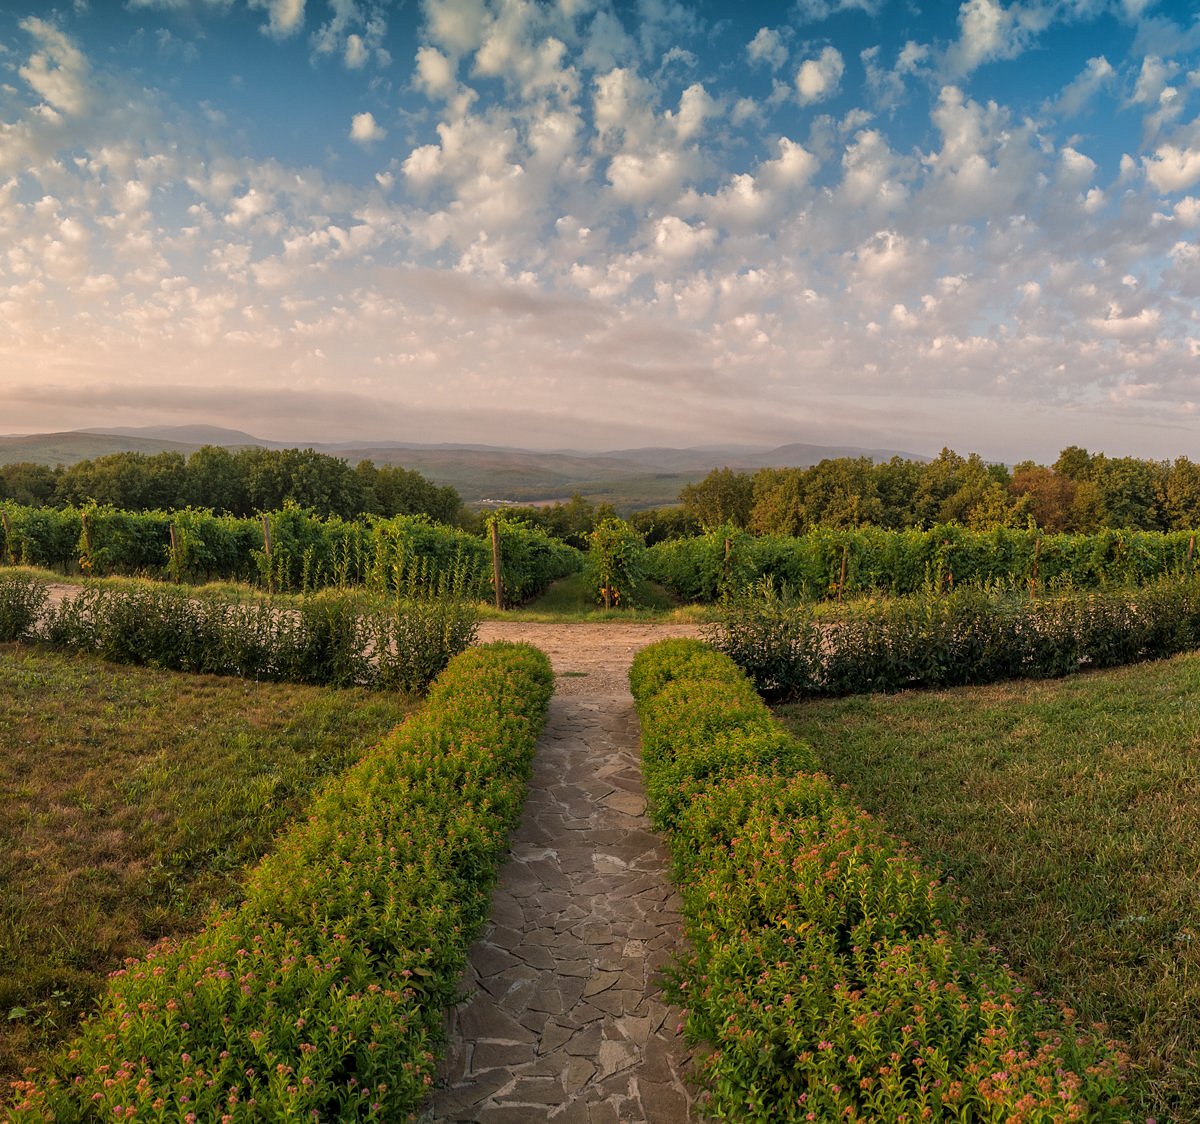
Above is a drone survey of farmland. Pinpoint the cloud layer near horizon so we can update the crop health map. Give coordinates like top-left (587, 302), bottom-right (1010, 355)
top-left (1, 0), bottom-right (1199, 460)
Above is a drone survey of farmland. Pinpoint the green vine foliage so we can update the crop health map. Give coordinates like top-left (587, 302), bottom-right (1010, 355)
top-left (584, 518), bottom-right (647, 607)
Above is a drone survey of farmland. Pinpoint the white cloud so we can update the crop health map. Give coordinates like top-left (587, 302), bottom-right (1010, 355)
top-left (350, 110), bottom-right (386, 144)
top-left (762, 137), bottom-right (819, 189)
top-left (795, 46), bottom-right (845, 106)
top-left (667, 83), bottom-right (717, 141)
top-left (423, 0), bottom-right (490, 55)
top-left (794, 0), bottom-right (884, 18)
top-left (1053, 55), bottom-right (1114, 116)
top-left (651, 214), bottom-right (715, 261)
top-left (1145, 143), bottom-right (1200, 192)
top-left (415, 44), bottom-right (457, 97)
top-left (1089, 304), bottom-right (1162, 337)
top-left (18, 18), bottom-right (91, 117)
top-left (944, 0), bottom-right (1049, 77)
top-left (248, 0), bottom-right (306, 39)
top-left (747, 27), bottom-right (787, 71)
top-left (1131, 55), bottom-right (1179, 105)
top-left (311, 0), bottom-right (388, 68)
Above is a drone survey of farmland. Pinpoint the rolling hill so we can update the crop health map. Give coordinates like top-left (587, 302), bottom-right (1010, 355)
top-left (0, 427), bottom-right (928, 510)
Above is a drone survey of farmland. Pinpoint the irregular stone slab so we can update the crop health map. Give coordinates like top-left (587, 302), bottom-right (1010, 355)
top-left (423, 622), bottom-right (700, 1124)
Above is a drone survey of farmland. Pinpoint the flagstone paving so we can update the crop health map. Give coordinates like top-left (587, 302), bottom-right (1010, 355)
top-left (423, 622), bottom-right (702, 1123)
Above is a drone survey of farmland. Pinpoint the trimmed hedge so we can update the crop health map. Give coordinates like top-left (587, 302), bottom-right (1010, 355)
top-left (713, 577), bottom-right (1200, 700)
top-left (630, 639), bottom-right (1131, 1123)
top-left (0, 576), bottom-right (479, 694)
top-left (7, 641), bottom-right (554, 1122)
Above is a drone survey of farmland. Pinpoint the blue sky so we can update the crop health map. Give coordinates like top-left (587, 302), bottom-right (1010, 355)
top-left (0, 0), bottom-right (1198, 460)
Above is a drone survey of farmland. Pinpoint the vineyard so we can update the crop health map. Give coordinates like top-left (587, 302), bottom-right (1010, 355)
top-left (647, 522), bottom-right (1200, 602)
top-left (0, 501), bottom-right (579, 605)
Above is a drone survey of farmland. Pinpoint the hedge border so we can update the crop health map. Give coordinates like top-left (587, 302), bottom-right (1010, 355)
top-left (8, 641), bottom-right (553, 1122)
top-left (630, 638), bottom-right (1131, 1123)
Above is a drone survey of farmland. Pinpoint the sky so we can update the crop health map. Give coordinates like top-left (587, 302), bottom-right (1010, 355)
top-left (0, 0), bottom-right (1199, 461)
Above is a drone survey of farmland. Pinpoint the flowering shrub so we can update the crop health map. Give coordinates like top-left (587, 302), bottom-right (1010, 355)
top-left (7, 641), bottom-right (553, 1122)
top-left (630, 638), bottom-right (1131, 1122)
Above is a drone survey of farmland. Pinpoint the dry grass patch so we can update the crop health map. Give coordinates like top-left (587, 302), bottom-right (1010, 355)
top-left (0, 644), bottom-right (411, 1082)
top-left (779, 653), bottom-right (1200, 1122)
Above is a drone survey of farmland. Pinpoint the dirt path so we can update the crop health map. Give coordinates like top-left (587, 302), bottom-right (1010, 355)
top-left (424, 622), bottom-right (702, 1123)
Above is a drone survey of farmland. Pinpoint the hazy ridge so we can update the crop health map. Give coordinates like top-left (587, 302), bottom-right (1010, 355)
top-left (0, 426), bottom-right (928, 509)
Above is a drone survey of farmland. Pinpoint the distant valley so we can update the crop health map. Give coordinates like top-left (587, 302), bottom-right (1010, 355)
top-left (0, 425), bottom-right (929, 511)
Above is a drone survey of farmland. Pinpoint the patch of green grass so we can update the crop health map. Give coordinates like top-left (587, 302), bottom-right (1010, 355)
top-left (481, 570), bottom-right (711, 621)
top-left (0, 644), bottom-right (412, 1081)
top-left (778, 653), bottom-right (1200, 1122)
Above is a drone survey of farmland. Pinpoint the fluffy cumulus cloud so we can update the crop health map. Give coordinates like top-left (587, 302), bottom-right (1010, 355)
top-left (349, 109), bottom-right (386, 143)
top-left (248, 0), bottom-right (307, 39)
top-left (747, 27), bottom-right (787, 71)
top-left (1, 0), bottom-right (1199, 457)
top-left (795, 46), bottom-right (845, 106)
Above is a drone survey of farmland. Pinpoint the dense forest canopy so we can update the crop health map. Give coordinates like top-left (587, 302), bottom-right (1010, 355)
top-left (669, 447), bottom-right (1200, 536)
top-left (3, 444), bottom-right (1199, 540)
top-left (0, 446), bottom-right (463, 524)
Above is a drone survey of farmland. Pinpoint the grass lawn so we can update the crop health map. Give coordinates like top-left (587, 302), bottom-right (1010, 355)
top-left (778, 652), bottom-right (1200, 1123)
top-left (485, 570), bottom-right (708, 621)
top-left (0, 644), bottom-right (412, 1082)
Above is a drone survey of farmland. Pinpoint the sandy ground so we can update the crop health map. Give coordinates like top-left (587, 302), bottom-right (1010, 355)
top-left (476, 620), bottom-right (704, 695)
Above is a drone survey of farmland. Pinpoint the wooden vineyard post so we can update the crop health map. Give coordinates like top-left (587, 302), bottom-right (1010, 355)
top-left (490, 519), bottom-right (504, 611)
top-left (1188, 535), bottom-right (1196, 574)
top-left (262, 514), bottom-right (273, 594)
top-left (838, 543), bottom-right (848, 604)
top-left (0, 509), bottom-right (10, 566)
top-left (80, 510), bottom-right (93, 575)
top-left (169, 523), bottom-right (179, 581)
top-left (1031, 536), bottom-right (1041, 598)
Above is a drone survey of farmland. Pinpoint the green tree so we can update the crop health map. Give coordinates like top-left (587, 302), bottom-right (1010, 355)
top-left (629, 505), bottom-right (701, 545)
top-left (0, 462), bottom-right (60, 506)
top-left (1088, 455), bottom-right (1164, 530)
top-left (1160, 457), bottom-right (1200, 530)
top-left (54, 451), bottom-right (186, 511)
top-left (873, 457), bottom-right (924, 529)
top-left (801, 458), bottom-right (884, 528)
top-left (1009, 463), bottom-right (1076, 532)
top-left (1053, 445), bottom-right (1093, 481)
top-left (680, 468), bottom-right (754, 529)
top-left (184, 445), bottom-right (250, 514)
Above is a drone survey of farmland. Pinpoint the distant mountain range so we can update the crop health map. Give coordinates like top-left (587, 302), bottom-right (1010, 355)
top-left (0, 425), bottom-right (929, 509)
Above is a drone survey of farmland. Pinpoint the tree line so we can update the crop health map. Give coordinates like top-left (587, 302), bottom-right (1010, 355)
top-left (0, 447), bottom-right (464, 524)
top-left (670, 446), bottom-right (1200, 535)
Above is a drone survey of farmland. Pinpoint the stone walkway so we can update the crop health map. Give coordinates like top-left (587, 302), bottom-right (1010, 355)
top-left (423, 623), bottom-right (701, 1123)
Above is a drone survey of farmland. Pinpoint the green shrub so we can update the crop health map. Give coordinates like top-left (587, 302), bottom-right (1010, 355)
top-left (8, 642), bottom-right (553, 1122)
top-left (34, 583), bottom-right (478, 693)
top-left (629, 641), bottom-right (1131, 1123)
top-left (713, 577), bottom-right (1200, 699)
top-left (0, 573), bottom-right (47, 641)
